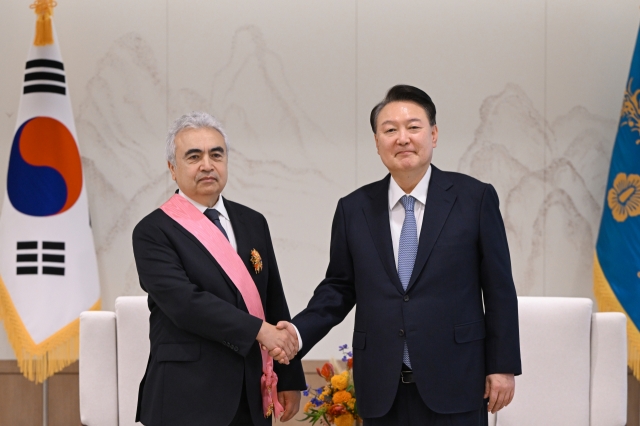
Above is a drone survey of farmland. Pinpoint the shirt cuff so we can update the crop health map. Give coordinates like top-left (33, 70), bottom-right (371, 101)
top-left (292, 323), bottom-right (303, 351)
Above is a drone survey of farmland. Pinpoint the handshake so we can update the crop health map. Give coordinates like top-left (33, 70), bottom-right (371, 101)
top-left (256, 321), bottom-right (300, 364)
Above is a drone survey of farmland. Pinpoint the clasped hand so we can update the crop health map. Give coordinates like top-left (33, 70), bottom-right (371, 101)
top-left (256, 321), bottom-right (299, 364)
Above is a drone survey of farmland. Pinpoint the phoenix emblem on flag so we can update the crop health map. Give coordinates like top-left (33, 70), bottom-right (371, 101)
top-left (250, 249), bottom-right (262, 274)
top-left (621, 78), bottom-right (640, 145)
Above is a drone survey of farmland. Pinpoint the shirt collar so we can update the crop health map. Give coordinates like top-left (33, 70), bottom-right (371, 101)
top-left (177, 190), bottom-right (230, 220)
top-left (388, 165), bottom-right (432, 211)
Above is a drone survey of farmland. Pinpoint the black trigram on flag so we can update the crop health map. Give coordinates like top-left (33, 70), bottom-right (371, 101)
top-left (16, 241), bottom-right (65, 276)
top-left (23, 59), bottom-right (66, 96)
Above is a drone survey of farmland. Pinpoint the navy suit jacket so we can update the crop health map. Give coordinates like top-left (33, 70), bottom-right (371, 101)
top-left (293, 166), bottom-right (521, 417)
top-left (133, 197), bottom-right (305, 426)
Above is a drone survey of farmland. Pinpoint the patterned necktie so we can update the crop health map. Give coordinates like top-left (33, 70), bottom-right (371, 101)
top-left (204, 209), bottom-right (229, 241)
top-left (398, 195), bottom-right (418, 369)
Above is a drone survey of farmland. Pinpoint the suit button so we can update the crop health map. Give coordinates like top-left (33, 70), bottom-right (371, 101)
top-left (234, 346), bottom-right (238, 351)
top-left (404, 295), bottom-right (409, 302)
top-left (399, 329), bottom-right (405, 337)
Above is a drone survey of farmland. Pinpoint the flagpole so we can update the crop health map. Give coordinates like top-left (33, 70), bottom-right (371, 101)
top-left (43, 378), bottom-right (48, 426)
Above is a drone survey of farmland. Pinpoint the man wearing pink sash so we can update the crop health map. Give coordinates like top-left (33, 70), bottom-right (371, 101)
top-left (133, 112), bottom-right (305, 426)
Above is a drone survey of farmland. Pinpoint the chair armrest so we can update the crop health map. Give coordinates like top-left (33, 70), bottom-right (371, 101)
top-left (590, 312), bottom-right (627, 426)
top-left (115, 296), bottom-right (150, 426)
top-left (79, 311), bottom-right (118, 426)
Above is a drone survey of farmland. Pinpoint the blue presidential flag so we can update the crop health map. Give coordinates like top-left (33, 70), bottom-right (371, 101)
top-left (594, 23), bottom-right (640, 378)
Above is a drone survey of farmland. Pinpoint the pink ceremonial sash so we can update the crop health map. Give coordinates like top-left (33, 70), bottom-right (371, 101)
top-left (160, 194), bottom-right (283, 418)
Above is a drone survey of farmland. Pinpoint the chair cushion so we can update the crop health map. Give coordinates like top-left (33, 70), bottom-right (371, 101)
top-left (497, 297), bottom-right (592, 426)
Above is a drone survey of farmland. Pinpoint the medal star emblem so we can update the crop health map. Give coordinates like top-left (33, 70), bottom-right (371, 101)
top-left (250, 249), bottom-right (263, 274)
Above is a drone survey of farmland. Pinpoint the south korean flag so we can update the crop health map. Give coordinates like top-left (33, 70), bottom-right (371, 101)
top-left (0, 0), bottom-right (100, 383)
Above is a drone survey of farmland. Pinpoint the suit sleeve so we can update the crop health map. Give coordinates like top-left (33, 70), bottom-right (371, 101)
top-left (260, 216), bottom-right (307, 391)
top-left (293, 198), bottom-right (357, 358)
top-left (478, 184), bottom-right (522, 376)
top-left (132, 219), bottom-right (263, 358)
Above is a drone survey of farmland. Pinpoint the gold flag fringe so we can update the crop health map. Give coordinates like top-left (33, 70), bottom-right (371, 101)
top-left (593, 252), bottom-right (640, 380)
top-left (30, 0), bottom-right (57, 46)
top-left (0, 275), bottom-right (100, 383)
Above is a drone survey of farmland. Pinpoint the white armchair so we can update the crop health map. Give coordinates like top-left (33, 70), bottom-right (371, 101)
top-left (80, 296), bottom-right (150, 426)
top-left (79, 296), bottom-right (627, 426)
top-left (488, 297), bottom-right (627, 426)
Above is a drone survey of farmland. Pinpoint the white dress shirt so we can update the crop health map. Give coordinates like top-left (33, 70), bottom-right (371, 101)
top-left (389, 165), bottom-right (432, 269)
top-left (177, 190), bottom-right (303, 350)
top-left (177, 191), bottom-right (237, 252)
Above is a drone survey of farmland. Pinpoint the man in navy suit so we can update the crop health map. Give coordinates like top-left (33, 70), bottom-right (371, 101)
top-left (274, 85), bottom-right (521, 425)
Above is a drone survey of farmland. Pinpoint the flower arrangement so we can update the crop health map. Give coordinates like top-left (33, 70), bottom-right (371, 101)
top-left (301, 344), bottom-right (359, 426)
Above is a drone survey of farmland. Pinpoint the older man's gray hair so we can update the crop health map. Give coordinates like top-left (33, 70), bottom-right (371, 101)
top-left (166, 111), bottom-right (229, 166)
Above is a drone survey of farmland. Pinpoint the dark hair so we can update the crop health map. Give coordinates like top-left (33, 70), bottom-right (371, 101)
top-left (370, 85), bottom-right (436, 133)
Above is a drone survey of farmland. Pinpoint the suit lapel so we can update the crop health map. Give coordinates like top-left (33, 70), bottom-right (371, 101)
top-left (224, 199), bottom-right (266, 307)
top-left (362, 175), bottom-right (405, 295)
top-left (168, 197), bottom-right (260, 311)
top-left (407, 166), bottom-right (456, 292)
top-left (224, 199), bottom-right (250, 267)
top-left (171, 222), bottom-right (240, 298)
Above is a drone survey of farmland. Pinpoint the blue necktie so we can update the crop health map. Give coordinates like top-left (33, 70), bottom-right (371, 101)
top-left (204, 209), bottom-right (229, 241)
top-left (398, 195), bottom-right (418, 369)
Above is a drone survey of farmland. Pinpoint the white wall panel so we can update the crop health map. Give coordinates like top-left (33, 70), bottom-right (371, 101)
top-left (166, 0), bottom-right (357, 359)
top-left (0, 0), bottom-right (636, 359)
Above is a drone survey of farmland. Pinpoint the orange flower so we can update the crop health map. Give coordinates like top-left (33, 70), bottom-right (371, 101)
top-left (319, 387), bottom-right (331, 401)
top-left (331, 371), bottom-right (349, 391)
top-left (334, 412), bottom-right (355, 426)
top-left (317, 362), bottom-right (334, 380)
top-left (303, 401), bottom-right (313, 413)
top-left (332, 390), bottom-right (352, 404)
top-left (328, 404), bottom-right (347, 416)
top-left (347, 358), bottom-right (353, 369)
top-left (346, 398), bottom-right (356, 410)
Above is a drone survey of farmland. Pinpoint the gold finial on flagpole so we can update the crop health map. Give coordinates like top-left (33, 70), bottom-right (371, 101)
top-left (30, 0), bottom-right (57, 46)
